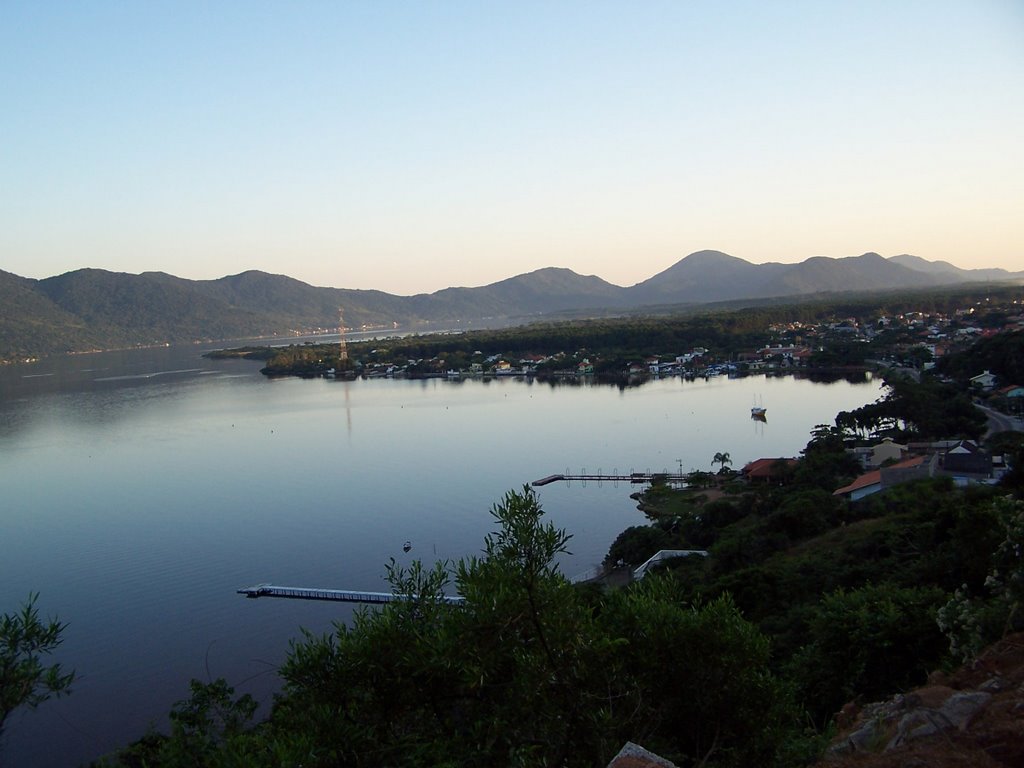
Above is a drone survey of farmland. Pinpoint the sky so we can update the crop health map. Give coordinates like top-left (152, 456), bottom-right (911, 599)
top-left (2, 1), bottom-right (1022, 295)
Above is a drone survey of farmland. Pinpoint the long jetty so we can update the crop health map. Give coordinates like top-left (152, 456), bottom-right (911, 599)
top-left (532, 471), bottom-right (687, 487)
top-left (238, 584), bottom-right (465, 605)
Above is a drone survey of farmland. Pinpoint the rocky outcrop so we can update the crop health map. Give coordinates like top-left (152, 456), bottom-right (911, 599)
top-left (821, 633), bottom-right (1024, 767)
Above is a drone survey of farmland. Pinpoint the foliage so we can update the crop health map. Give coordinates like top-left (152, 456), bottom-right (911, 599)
top-left (987, 430), bottom-right (1024, 457)
top-left (597, 583), bottom-right (798, 766)
top-left (937, 498), bottom-right (1024, 661)
top-left (763, 490), bottom-right (842, 541)
top-left (630, 400), bottom-right (1015, 730)
top-left (261, 345), bottom-right (353, 376)
top-left (202, 346), bottom-right (278, 361)
top-left (166, 679), bottom-right (258, 764)
top-left (787, 583), bottom-right (947, 724)
top-left (685, 470), bottom-right (715, 489)
top-left (836, 375), bottom-right (986, 440)
top-left (937, 329), bottom-right (1024, 385)
top-left (793, 424), bottom-right (862, 492)
top-left (987, 432), bottom-right (1024, 498)
top-left (605, 524), bottom-right (674, 567)
top-left (106, 679), bottom-right (261, 768)
top-left (0, 594), bottom-right (75, 738)
top-left (107, 488), bottom-right (803, 767)
top-left (712, 451), bottom-right (732, 471)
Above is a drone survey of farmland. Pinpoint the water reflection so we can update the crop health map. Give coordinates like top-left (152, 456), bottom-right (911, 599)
top-left (0, 346), bottom-right (883, 768)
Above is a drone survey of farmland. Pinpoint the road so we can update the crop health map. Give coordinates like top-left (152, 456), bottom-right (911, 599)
top-left (976, 403), bottom-right (1024, 437)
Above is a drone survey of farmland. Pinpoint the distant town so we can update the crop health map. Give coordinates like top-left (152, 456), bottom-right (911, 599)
top-left (212, 290), bottom-right (1024, 393)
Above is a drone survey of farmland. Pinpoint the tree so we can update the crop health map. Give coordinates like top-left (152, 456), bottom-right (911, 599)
top-left (100, 489), bottom-right (806, 767)
top-left (0, 594), bottom-right (75, 738)
top-left (712, 451), bottom-right (732, 472)
top-left (837, 377), bottom-right (985, 441)
top-left (686, 470), bottom-right (715, 489)
top-left (787, 583), bottom-right (947, 724)
top-left (606, 524), bottom-right (674, 567)
top-left (152, 487), bottom-right (801, 767)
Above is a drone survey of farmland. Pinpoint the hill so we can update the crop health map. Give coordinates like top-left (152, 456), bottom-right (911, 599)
top-left (0, 269), bottom-right (106, 359)
top-left (2, 252), bottom-right (1021, 361)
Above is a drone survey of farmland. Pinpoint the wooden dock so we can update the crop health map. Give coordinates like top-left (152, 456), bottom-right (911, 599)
top-left (237, 584), bottom-right (465, 605)
top-left (532, 472), bottom-right (687, 487)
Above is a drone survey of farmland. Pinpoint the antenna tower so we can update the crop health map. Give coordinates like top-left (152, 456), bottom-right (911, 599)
top-left (337, 307), bottom-right (349, 362)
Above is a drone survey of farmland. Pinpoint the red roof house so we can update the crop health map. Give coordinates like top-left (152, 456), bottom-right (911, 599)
top-left (741, 458), bottom-right (798, 483)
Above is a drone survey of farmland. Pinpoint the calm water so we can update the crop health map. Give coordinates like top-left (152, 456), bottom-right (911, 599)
top-left (0, 344), bottom-right (881, 766)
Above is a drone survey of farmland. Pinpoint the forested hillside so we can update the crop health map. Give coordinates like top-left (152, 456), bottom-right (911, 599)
top-left (3, 253), bottom-right (1020, 362)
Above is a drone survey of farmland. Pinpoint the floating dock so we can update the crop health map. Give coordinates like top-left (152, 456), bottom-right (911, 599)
top-left (237, 584), bottom-right (465, 605)
top-left (532, 472), bottom-right (687, 486)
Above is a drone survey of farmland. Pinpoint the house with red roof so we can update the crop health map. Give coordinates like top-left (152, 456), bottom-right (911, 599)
top-left (741, 457), bottom-right (798, 484)
top-left (833, 455), bottom-right (937, 501)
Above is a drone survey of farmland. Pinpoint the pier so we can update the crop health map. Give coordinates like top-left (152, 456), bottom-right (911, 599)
top-left (237, 584), bottom-right (465, 605)
top-left (532, 471), bottom-right (688, 487)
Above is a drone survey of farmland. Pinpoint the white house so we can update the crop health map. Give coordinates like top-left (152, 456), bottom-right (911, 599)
top-left (870, 437), bottom-right (907, 467)
top-left (970, 370), bottom-right (997, 390)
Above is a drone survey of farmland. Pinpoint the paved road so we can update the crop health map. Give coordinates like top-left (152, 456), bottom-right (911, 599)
top-left (976, 403), bottom-right (1024, 437)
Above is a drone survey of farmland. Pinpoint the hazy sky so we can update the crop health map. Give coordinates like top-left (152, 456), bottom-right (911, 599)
top-left (2, 1), bottom-right (1022, 295)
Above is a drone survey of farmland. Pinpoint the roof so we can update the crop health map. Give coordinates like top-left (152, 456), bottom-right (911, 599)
top-left (607, 742), bottom-right (678, 768)
top-left (833, 455), bottom-right (928, 497)
top-left (947, 440), bottom-right (980, 455)
top-left (742, 457), bottom-right (797, 478)
top-left (833, 469), bottom-right (882, 497)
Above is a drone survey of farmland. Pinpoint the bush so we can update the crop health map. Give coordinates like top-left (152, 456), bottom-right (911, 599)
top-left (606, 524), bottom-right (673, 567)
top-left (787, 583), bottom-right (947, 724)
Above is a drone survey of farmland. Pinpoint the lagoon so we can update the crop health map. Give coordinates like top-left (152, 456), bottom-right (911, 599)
top-left (0, 344), bottom-right (881, 767)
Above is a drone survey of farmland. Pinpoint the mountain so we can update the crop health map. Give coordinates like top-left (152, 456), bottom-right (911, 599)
top-left (759, 252), bottom-right (945, 295)
top-left (2, 253), bottom-right (1021, 361)
top-left (0, 269), bottom-right (105, 360)
top-left (626, 250), bottom-right (786, 304)
top-left (411, 268), bottom-right (625, 319)
top-left (626, 251), bottom-right (1016, 304)
top-left (888, 254), bottom-right (1018, 283)
top-left (36, 269), bottom-right (273, 344)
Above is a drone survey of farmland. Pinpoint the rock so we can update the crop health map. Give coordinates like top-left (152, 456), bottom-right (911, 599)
top-left (882, 691), bottom-right (992, 751)
top-left (841, 720), bottom-right (883, 753)
top-left (817, 632), bottom-right (1024, 767)
top-left (938, 690), bottom-right (991, 730)
top-left (980, 675), bottom-right (1008, 693)
top-left (887, 710), bottom-right (943, 750)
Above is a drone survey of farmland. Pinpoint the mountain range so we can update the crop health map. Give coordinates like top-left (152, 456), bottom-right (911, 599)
top-left (2, 251), bottom-right (1021, 361)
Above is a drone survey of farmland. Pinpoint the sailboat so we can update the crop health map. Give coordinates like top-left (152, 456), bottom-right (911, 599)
top-left (751, 396), bottom-right (766, 419)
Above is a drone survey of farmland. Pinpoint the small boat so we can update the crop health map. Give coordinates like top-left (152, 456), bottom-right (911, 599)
top-left (751, 396), bottom-right (766, 418)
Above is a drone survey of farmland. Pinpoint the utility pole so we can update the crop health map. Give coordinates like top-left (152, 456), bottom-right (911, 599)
top-left (338, 307), bottom-right (348, 362)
